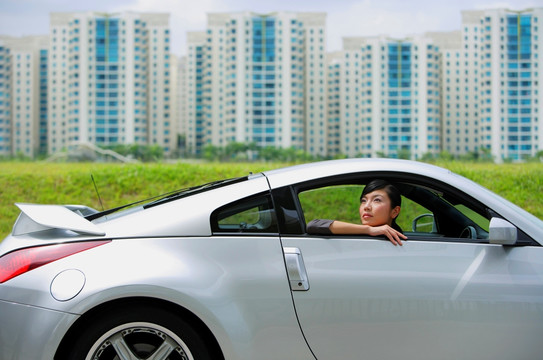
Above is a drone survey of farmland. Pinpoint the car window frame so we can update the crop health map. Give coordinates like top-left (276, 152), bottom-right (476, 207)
top-left (210, 191), bottom-right (279, 236)
top-left (276, 171), bottom-right (498, 244)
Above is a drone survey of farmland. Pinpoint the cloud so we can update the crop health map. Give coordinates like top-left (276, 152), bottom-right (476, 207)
top-left (468, 0), bottom-right (541, 10)
top-left (325, 0), bottom-right (458, 50)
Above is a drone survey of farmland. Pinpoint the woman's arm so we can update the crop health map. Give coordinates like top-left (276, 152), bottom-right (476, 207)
top-left (329, 221), bottom-right (406, 246)
top-left (306, 219), bottom-right (334, 235)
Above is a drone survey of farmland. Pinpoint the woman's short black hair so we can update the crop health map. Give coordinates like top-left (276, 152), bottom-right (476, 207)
top-left (360, 179), bottom-right (402, 208)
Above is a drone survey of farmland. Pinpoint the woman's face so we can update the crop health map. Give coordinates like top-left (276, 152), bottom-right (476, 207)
top-left (359, 189), bottom-right (400, 227)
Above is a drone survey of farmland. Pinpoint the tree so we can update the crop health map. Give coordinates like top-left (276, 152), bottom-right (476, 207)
top-left (397, 148), bottom-right (411, 160)
top-left (101, 144), bottom-right (163, 162)
top-left (203, 144), bottom-right (222, 161)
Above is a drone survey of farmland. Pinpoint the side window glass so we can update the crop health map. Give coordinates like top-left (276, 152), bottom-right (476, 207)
top-left (454, 204), bottom-right (490, 232)
top-left (400, 197), bottom-right (435, 233)
top-left (299, 185), bottom-right (432, 234)
top-left (439, 199), bottom-right (490, 240)
top-left (299, 185), bottom-right (363, 225)
top-left (211, 194), bottom-right (278, 234)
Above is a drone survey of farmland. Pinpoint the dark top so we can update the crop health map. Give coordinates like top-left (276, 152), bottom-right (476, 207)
top-left (306, 219), bottom-right (334, 234)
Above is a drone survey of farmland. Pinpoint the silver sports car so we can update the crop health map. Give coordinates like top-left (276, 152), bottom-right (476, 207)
top-left (1, 159), bottom-right (542, 360)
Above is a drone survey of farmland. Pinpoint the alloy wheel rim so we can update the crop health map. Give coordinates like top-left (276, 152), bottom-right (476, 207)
top-left (86, 322), bottom-right (194, 360)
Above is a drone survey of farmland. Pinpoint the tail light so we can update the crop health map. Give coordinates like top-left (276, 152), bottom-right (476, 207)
top-left (0, 240), bottom-right (110, 284)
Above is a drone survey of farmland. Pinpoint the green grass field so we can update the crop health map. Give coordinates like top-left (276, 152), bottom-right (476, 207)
top-left (1, 161), bottom-right (542, 239)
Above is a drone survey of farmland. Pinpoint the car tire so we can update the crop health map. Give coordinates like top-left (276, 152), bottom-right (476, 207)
top-left (66, 305), bottom-right (212, 360)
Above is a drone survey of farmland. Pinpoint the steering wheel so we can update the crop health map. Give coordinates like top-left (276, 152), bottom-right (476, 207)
top-left (459, 225), bottom-right (477, 239)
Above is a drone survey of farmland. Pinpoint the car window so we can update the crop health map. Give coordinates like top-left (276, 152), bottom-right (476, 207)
top-left (299, 184), bottom-right (429, 233)
top-left (451, 203), bottom-right (490, 232)
top-left (399, 197), bottom-right (433, 233)
top-left (400, 184), bottom-right (491, 240)
top-left (299, 185), bottom-right (362, 225)
top-left (298, 181), bottom-right (490, 242)
top-left (211, 194), bottom-right (278, 234)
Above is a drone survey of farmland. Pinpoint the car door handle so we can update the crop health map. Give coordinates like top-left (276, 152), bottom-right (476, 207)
top-left (283, 247), bottom-right (310, 291)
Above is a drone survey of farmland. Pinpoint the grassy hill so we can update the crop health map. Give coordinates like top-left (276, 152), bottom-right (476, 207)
top-left (1, 161), bottom-right (541, 239)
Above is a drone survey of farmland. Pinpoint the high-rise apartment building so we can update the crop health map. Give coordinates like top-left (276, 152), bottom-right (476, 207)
top-left (426, 7), bottom-right (543, 161)
top-left (48, 12), bottom-right (176, 156)
top-left (0, 36), bottom-right (48, 158)
top-left (475, 8), bottom-right (543, 161)
top-left (182, 12), bottom-right (326, 156)
top-left (334, 35), bottom-right (441, 159)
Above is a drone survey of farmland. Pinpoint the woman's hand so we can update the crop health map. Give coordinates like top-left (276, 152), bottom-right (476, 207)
top-left (368, 225), bottom-right (407, 246)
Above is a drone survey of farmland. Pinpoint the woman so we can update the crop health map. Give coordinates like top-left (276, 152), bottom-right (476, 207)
top-left (306, 179), bottom-right (407, 246)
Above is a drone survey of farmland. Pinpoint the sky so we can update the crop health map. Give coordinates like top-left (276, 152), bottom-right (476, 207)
top-left (1, 0), bottom-right (541, 56)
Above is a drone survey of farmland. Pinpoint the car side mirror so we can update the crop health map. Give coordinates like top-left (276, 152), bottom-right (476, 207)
top-left (412, 213), bottom-right (437, 233)
top-left (489, 217), bottom-right (517, 245)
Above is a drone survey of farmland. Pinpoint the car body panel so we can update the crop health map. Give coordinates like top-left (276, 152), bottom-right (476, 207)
top-left (0, 300), bottom-right (78, 360)
top-left (281, 235), bottom-right (543, 360)
top-left (1, 236), bottom-right (314, 360)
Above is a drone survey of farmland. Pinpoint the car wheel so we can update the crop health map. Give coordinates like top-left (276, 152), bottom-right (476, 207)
top-left (66, 306), bottom-right (211, 360)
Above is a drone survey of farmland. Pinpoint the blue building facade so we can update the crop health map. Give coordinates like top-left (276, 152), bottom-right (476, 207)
top-left (504, 13), bottom-right (534, 160)
top-left (93, 17), bottom-right (120, 145)
top-left (39, 48), bottom-right (48, 155)
top-left (386, 42), bottom-right (413, 156)
top-left (251, 16), bottom-right (277, 147)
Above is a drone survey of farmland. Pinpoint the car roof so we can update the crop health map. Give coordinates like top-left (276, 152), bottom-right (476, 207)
top-left (262, 158), bottom-right (451, 189)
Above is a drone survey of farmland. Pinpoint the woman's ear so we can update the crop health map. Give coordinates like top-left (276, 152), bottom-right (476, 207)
top-left (391, 206), bottom-right (401, 219)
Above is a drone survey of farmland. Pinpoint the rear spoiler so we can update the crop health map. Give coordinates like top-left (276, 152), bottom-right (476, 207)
top-left (13, 203), bottom-right (105, 236)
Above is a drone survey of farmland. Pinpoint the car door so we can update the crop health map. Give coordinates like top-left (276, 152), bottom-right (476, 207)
top-left (275, 181), bottom-right (543, 360)
top-left (209, 190), bottom-right (315, 359)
